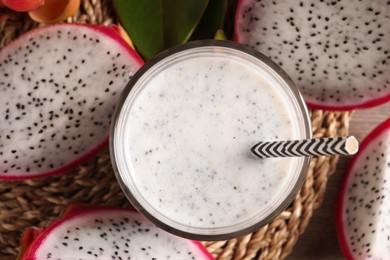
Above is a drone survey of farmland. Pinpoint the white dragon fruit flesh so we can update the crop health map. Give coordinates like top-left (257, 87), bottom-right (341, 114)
top-left (336, 117), bottom-right (390, 259)
top-left (0, 24), bottom-right (143, 180)
top-left (235, 0), bottom-right (390, 110)
top-left (19, 205), bottom-right (214, 260)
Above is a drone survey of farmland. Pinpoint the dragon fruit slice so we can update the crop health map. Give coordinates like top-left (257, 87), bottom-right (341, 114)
top-left (0, 24), bottom-right (143, 180)
top-left (235, 0), bottom-right (390, 110)
top-left (336, 117), bottom-right (390, 259)
top-left (20, 205), bottom-right (214, 260)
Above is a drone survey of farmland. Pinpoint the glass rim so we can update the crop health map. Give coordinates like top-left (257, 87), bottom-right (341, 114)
top-left (109, 40), bottom-right (312, 240)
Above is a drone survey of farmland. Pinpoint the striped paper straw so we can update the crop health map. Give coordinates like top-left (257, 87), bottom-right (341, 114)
top-left (251, 136), bottom-right (359, 159)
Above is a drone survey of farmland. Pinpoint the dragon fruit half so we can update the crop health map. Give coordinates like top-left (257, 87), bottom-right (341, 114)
top-left (0, 23), bottom-right (143, 180)
top-left (336, 117), bottom-right (390, 259)
top-left (19, 205), bottom-right (214, 260)
top-left (235, 0), bottom-right (390, 110)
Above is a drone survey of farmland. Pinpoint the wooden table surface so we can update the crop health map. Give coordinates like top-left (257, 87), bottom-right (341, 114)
top-left (288, 101), bottom-right (390, 259)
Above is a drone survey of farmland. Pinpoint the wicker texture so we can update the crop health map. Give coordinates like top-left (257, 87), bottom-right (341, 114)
top-left (0, 1), bottom-right (352, 259)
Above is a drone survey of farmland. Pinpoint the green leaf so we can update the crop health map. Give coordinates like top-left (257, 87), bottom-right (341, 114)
top-left (113, 0), bottom-right (208, 60)
top-left (190, 0), bottom-right (228, 41)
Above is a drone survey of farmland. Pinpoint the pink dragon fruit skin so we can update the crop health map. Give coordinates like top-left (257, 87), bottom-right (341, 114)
top-left (235, 0), bottom-right (390, 111)
top-left (0, 23), bottom-right (144, 180)
top-left (20, 205), bottom-right (214, 260)
top-left (336, 118), bottom-right (390, 259)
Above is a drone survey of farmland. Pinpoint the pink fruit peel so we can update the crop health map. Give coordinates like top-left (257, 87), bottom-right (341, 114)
top-left (0, 23), bottom-right (143, 180)
top-left (20, 204), bottom-right (214, 260)
top-left (336, 117), bottom-right (390, 259)
top-left (234, 0), bottom-right (390, 111)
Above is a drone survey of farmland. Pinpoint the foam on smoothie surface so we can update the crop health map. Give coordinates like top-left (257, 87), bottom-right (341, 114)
top-left (123, 53), bottom-right (299, 229)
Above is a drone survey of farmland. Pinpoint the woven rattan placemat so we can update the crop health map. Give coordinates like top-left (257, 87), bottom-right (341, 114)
top-left (0, 1), bottom-right (352, 259)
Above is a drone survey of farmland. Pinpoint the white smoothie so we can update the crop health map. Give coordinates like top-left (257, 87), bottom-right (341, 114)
top-left (112, 44), bottom-right (310, 238)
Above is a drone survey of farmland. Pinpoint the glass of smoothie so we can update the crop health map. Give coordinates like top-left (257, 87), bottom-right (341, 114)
top-left (110, 40), bottom-right (312, 240)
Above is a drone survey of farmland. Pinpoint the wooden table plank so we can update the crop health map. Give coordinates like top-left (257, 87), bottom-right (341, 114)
top-left (289, 101), bottom-right (390, 259)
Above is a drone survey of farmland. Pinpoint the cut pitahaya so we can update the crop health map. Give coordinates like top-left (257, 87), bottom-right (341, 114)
top-left (20, 205), bottom-right (214, 260)
top-left (0, 24), bottom-right (143, 180)
top-left (235, 0), bottom-right (390, 110)
top-left (336, 117), bottom-right (390, 259)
